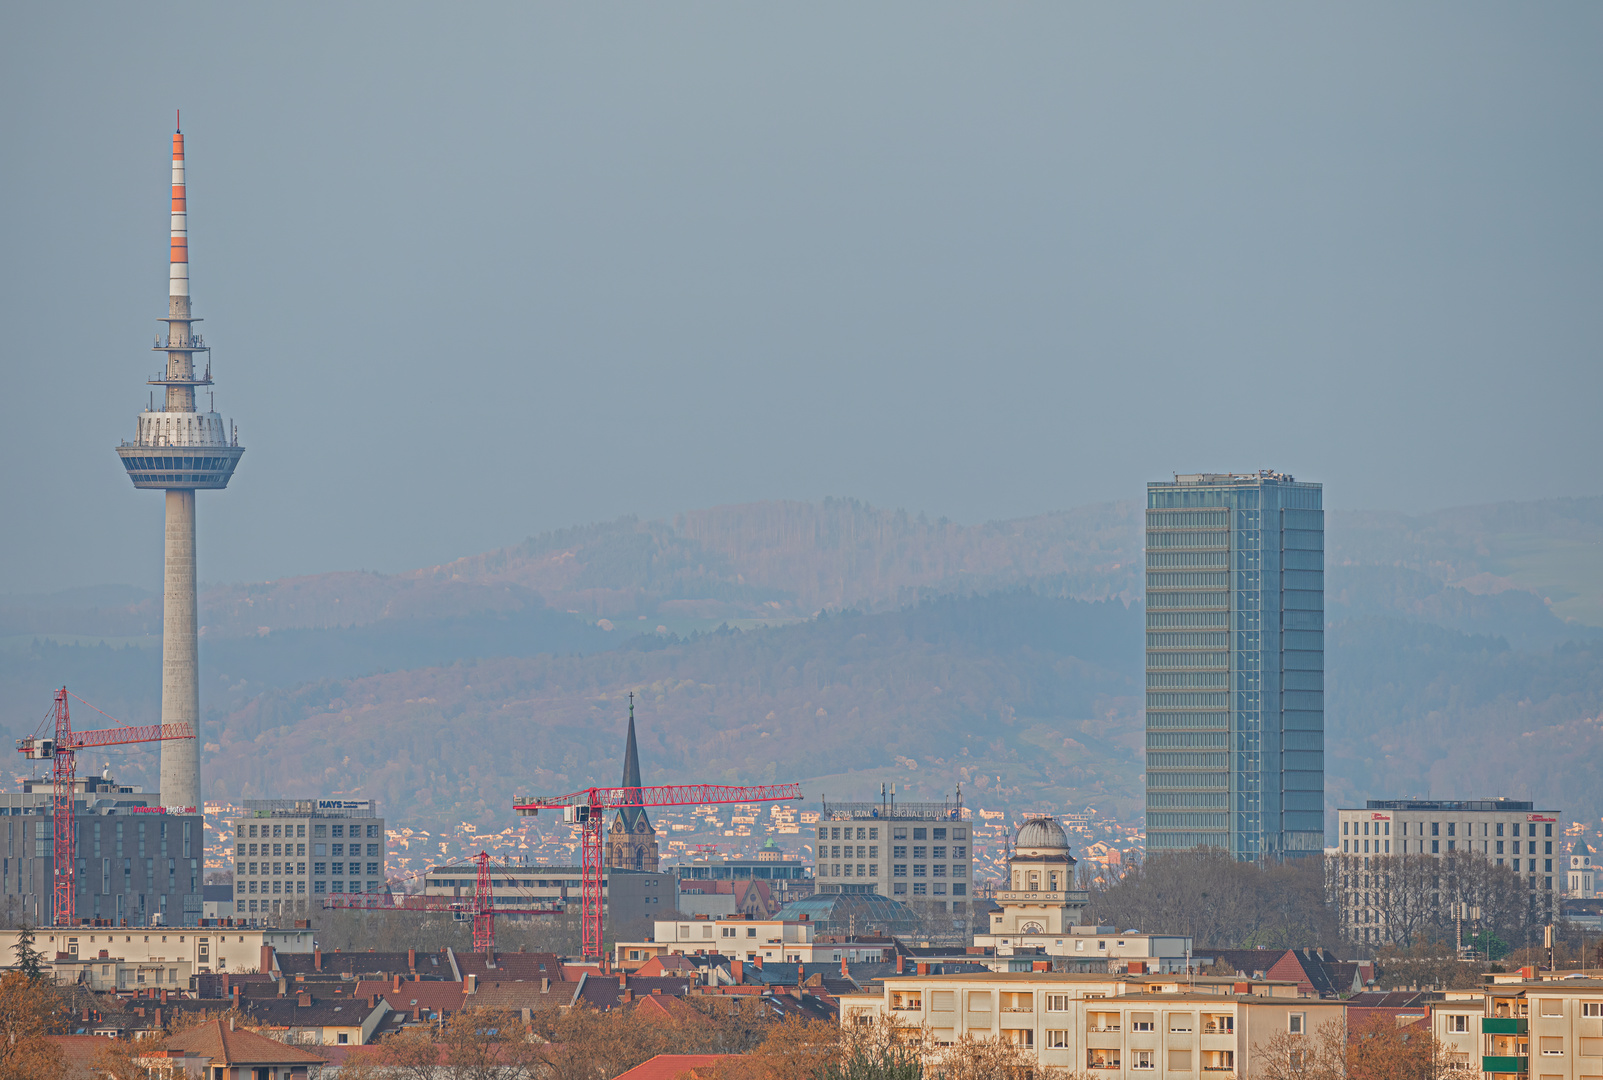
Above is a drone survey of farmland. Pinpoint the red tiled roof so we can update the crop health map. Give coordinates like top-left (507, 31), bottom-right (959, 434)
top-left (615, 1053), bottom-right (736, 1080)
top-left (355, 979), bottom-right (468, 1016)
top-left (165, 1019), bottom-right (327, 1065)
top-left (46, 1035), bottom-right (117, 1080)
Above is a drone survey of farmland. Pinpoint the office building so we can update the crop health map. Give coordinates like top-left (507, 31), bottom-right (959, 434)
top-left (115, 120), bottom-right (245, 813)
top-left (1335, 798), bottom-right (1563, 940)
top-left (1145, 471), bottom-right (1324, 862)
top-left (3, 773), bottom-right (203, 926)
top-left (229, 799), bottom-right (387, 921)
top-left (420, 864), bottom-right (673, 934)
top-left (814, 794), bottom-right (974, 920)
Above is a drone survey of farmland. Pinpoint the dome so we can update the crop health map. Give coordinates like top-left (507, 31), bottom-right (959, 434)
top-left (1016, 817), bottom-right (1070, 852)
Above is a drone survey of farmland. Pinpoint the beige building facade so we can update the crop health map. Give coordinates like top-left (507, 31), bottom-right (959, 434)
top-left (815, 797), bottom-right (973, 919)
top-left (1431, 975), bottom-right (1603, 1080)
top-left (842, 971), bottom-right (1342, 1075)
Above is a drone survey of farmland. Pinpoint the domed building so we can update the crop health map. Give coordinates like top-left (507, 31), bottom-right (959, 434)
top-left (988, 816), bottom-right (1086, 937)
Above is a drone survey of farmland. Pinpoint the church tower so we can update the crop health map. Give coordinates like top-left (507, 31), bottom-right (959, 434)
top-left (990, 817), bottom-right (1086, 937)
top-left (606, 693), bottom-right (660, 872)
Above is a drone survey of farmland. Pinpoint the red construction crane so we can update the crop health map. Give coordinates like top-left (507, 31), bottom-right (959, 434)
top-left (321, 850), bottom-right (560, 952)
top-left (16, 688), bottom-right (195, 927)
top-left (514, 782), bottom-right (803, 960)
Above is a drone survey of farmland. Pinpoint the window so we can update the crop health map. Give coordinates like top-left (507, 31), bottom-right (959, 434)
top-left (1343, 822), bottom-right (1349, 835)
top-left (1496, 841), bottom-right (1504, 854)
top-left (1539, 1036), bottom-right (1563, 1056)
top-left (912, 883), bottom-right (926, 895)
top-left (913, 846), bottom-right (927, 859)
top-left (967, 991), bottom-right (992, 1012)
top-left (1045, 1030), bottom-right (1071, 1048)
top-left (933, 828), bottom-right (946, 840)
top-left (1529, 824), bottom-right (1537, 837)
top-left (1432, 840), bottom-right (1440, 854)
top-left (1045, 995), bottom-right (1072, 1012)
top-left (1431, 822), bottom-right (1439, 836)
top-left (1169, 1015), bottom-right (1193, 1033)
top-left (1132, 1013), bottom-right (1155, 1032)
top-left (1447, 823), bottom-right (1455, 837)
top-left (933, 846), bottom-right (947, 858)
top-left (1541, 998), bottom-right (1563, 1017)
top-left (930, 991), bottom-right (955, 1012)
top-left (1497, 823), bottom-right (1504, 837)
top-left (1131, 1050), bottom-right (1154, 1070)
top-left (1546, 824), bottom-right (1553, 837)
top-left (954, 828), bottom-right (967, 839)
top-left (746, 927), bottom-right (756, 938)
top-left (913, 828), bottom-right (926, 840)
top-left (1448, 1015), bottom-right (1469, 1032)
top-left (1582, 1003), bottom-right (1602, 1017)
top-left (893, 828), bottom-right (907, 840)
top-left (1288, 1013), bottom-right (1305, 1034)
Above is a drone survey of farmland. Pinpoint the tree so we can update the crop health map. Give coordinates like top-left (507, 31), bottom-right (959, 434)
top-left (10, 925), bottom-right (44, 984)
top-left (0, 970), bottom-right (65, 1080)
top-left (1252, 1017), bottom-right (1346, 1080)
top-left (1345, 1013), bottom-right (1436, 1080)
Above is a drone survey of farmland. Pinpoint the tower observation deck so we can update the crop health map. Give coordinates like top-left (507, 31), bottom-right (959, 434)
top-left (115, 118), bottom-right (243, 812)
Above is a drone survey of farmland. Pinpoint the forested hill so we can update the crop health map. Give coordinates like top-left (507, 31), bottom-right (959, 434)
top-left (1, 494), bottom-right (1600, 840)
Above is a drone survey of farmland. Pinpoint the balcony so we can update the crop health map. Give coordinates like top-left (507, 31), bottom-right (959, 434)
top-left (1482, 1056), bottom-right (1528, 1074)
top-left (1482, 1018), bottom-right (1528, 1035)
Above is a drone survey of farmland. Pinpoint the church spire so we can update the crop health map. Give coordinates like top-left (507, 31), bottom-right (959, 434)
top-left (621, 691), bottom-right (642, 792)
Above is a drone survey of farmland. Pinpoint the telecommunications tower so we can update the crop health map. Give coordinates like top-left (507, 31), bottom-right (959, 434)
top-left (115, 116), bottom-right (243, 811)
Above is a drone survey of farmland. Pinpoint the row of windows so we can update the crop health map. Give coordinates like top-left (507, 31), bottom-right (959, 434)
top-left (238, 843), bottom-right (377, 858)
top-left (1145, 509), bottom-right (1230, 527)
top-left (238, 860), bottom-right (379, 878)
top-left (1146, 611), bottom-right (1230, 629)
top-left (239, 822), bottom-right (379, 839)
top-left (1145, 711), bottom-right (1229, 729)
top-left (1147, 632), bottom-right (1229, 649)
top-left (1147, 692), bottom-right (1230, 709)
top-left (1147, 731), bottom-right (1229, 749)
top-left (1344, 819), bottom-right (1552, 839)
top-left (1148, 592), bottom-right (1230, 610)
top-left (1147, 672), bottom-right (1229, 688)
top-left (1147, 773), bottom-right (1229, 790)
top-left (1146, 530), bottom-right (1229, 549)
top-left (1146, 791), bottom-right (1229, 809)
top-left (124, 456), bottom-right (232, 471)
top-left (1147, 551), bottom-right (1229, 568)
top-left (890, 882), bottom-right (964, 896)
top-left (1147, 813), bottom-right (1230, 829)
top-left (820, 825), bottom-right (966, 841)
top-left (1148, 752), bottom-right (1229, 769)
top-left (1146, 651), bottom-right (1228, 670)
top-left (235, 881), bottom-right (380, 903)
top-left (1149, 572), bottom-right (1230, 590)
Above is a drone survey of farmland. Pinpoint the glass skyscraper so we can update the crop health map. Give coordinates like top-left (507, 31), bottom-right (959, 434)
top-left (1144, 472), bottom-right (1324, 862)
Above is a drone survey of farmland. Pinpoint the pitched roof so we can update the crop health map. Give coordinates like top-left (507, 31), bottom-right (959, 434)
top-left (465, 979), bottom-right (584, 1011)
top-left (615, 1053), bottom-right (736, 1080)
top-left (581, 975), bottom-right (693, 1011)
top-left (46, 1035), bottom-right (117, 1080)
top-left (637, 954), bottom-right (699, 978)
top-left (355, 979), bottom-right (468, 1017)
top-left (454, 951), bottom-right (564, 980)
top-left (164, 1020), bottom-right (328, 1065)
top-left (279, 951), bottom-right (429, 978)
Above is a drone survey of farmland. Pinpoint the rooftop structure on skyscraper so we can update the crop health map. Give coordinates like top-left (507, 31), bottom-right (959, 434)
top-left (115, 117), bottom-right (244, 813)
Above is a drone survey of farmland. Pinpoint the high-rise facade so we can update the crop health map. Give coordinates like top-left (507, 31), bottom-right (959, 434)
top-left (115, 120), bottom-right (244, 812)
top-left (1144, 471), bottom-right (1324, 861)
top-left (229, 799), bottom-right (386, 923)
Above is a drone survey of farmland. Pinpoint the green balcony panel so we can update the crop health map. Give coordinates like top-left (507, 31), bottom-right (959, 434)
top-left (1482, 1055), bottom-right (1528, 1074)
top-left (1481, 1018), bottom-right (1528, 1034)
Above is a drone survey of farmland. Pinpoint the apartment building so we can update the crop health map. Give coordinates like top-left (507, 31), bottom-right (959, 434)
top-left (0, 925), bottom-right (313, 986)
top-left (1432, 974), bottom-right (1603, 1080)
top-left (841, 970), bottom-right (1343, 1075)
top-left (1336, 798), bottom-right (1564, 940)
top-left (230, 799), bottom-right (387, 921)
top-left (814, 797), bottom-right (974, 919)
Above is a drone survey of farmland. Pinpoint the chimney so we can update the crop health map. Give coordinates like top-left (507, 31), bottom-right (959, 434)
top-left (1033, 961), bottom-right (1051, 972)
top-left (798, 964), bottom-right (805, 987)
top-left (260, 944), bottom-right (275, 975)
top-left (917, 962), bottom-right (929, 975)
top-left (731, 960), bottom-right (743, 984)
top-left (298, 992), bottom-right (311, 1008)
top-left (314, 947), bottom-right (322, 973)
top-left (753, 956), bottom-right (762, 970)
top-left (618, 973), bottom-right (628, 988)
top-left (1521, 966), bottom-right (1537, 980)
top-left (541, 978), bottom-right (550, 993)
top-left (840, 958), bottom-right (848, 978)
top-left (1233, 982), bottom-right (1251, 995)
top-left (393, 974), bottom-right (402, 992)
top-left (408, 948), bottom-right (416, 972)
top-left (896, 955), bottom-right (905, 975)
top-left (160, 989), bottom-right (168, 1004)
top-left (467, 974), bottom-right (478, 994)
top-left (621, 989), bottom-right (633, 1003)
top-left (231, 984), bottom-right (240, 1008)
top-left (154, 1008), bottom-right (162, 1029)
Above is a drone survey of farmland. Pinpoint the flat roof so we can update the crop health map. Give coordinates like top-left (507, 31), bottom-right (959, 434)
top-left (1356, 800), bottom-right (1541, 813)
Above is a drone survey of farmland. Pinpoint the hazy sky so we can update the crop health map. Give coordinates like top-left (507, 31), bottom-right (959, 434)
top-left (3, 4), bottom-right (1600, 593)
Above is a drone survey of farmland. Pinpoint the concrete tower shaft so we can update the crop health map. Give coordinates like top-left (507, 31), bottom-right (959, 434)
top-left (116, 118), bottom-right (245, 812)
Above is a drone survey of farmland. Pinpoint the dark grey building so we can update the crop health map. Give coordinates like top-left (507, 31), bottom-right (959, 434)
top-left (1145, 471), bottom-right (1324, 862)
top-left (2, 772), bottom-right (203, 926)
